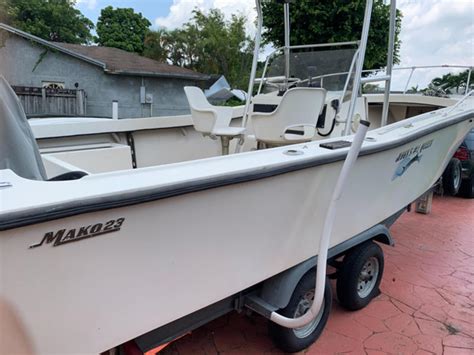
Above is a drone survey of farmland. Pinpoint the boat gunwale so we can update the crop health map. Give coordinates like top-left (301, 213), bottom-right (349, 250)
top-left (1, 109), bottom-right (473, 232)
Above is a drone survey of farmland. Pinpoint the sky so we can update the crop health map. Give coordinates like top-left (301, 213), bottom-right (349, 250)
top-left (76, 0), bottom-right (474, 90)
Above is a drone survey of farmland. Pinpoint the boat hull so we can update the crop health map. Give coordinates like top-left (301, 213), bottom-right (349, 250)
top-left (0, 115), bottom-right (472, 353)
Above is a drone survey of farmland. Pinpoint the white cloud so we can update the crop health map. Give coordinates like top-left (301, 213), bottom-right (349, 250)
top-left (394, 0), bottom-right (474, 90)
top-left (155, 0), bottom-right (257, 35)
top-left (76, 0), bottom-right (97, 10)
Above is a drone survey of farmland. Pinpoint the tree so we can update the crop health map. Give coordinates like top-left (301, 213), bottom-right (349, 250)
top-left (362, 83), bottom-right (382, 93)
top-left (261, 0), bottom-right (402, 70)
top-left (143, 29), bottom-right (169, 63)
top-left (146, 27), bottom-right (201, 68)
top-left (4, 0), bottom-right (94, 44)
top-left (96, 6), bottom-right (151, 53)
top-left (430, 70), bottom-right (471, 94)
top-left (144, 9), bottom-right (254, 89)
top-left (0, 0), bottom-right (9, 23)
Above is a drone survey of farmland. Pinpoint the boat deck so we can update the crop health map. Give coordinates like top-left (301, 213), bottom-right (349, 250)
top-left (159, 195), bottom-right (474, 354)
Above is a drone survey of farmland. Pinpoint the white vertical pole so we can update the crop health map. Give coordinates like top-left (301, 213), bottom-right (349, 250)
top-left (343, 0), bottom-right (374, 136)
top-left (112, 100), bottom-right (118, 120)
top-left (381, 0), bottom-right (396, 127)
top-left (284, 2), bottom-right (291, 89)
top-left (237, 0), bottom-right (262, 153)
top-left (76, 90), bottom-right (85, 116)
top-left (466, 68), bottom-right (472, 95)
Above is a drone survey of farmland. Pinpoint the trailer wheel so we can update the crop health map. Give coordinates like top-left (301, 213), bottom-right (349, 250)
top-left (443, 158), bottom-right (462, 196)
top-left (337, 241), bottom-right (384, 311)
top-left (268, 271), bottom-right (332, 353)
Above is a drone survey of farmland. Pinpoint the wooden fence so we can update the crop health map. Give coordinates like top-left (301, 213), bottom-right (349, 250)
top-left (12, 86), bottom-right (86, 117)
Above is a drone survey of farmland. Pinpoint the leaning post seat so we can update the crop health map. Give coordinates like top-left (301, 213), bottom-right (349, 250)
top-left (184, 86), bottom-right (245, 155)
top-left (251, 87), bottom-right (327, 147)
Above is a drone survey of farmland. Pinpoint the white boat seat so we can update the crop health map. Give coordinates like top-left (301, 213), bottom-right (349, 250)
top-left (212, 126), bottom-right (246, 136)
top-left (251, 87), bottom-right (327, 146)
top-left (184, 86), bottom-right (244, 155)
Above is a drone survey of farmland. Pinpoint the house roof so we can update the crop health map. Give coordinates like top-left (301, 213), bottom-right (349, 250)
top-left (56, 43), bottom-right (208, 80)
top-left (0, 23), bottom-right (209, 81)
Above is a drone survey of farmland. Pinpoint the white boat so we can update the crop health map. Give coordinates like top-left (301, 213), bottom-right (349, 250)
top-left (0, 0), bottom-right (473, 354)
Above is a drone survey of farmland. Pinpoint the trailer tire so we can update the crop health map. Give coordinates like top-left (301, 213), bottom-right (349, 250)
top-left (268, 271), bottom-right (332, 353)
top-left (443, 158), bottom-right (462, 196)
top-left (337, 241), bottom-right (384, 311)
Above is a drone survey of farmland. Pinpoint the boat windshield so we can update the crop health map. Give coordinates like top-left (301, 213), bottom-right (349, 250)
top-left (258, 46), bottom-right (358, 95)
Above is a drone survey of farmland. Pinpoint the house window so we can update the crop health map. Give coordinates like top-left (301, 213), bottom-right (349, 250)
top-left (42, 81), bottom-right (65, 89)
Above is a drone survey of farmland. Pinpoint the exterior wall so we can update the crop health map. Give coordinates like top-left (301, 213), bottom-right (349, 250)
top-left (0, 32), bottom-right (197, 118)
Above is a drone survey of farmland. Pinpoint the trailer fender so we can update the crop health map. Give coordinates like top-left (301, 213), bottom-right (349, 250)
top-left (259, 257), bottom-right (317, 310)
top-left (258, 224), bottom-right (393, 310)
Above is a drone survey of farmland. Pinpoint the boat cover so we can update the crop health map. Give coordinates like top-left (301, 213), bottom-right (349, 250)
top-left (0, 76), bottom-right (47, 180)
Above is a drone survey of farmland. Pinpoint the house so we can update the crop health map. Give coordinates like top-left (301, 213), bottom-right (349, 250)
top-left (0, 23), bottom-right (209, 118)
